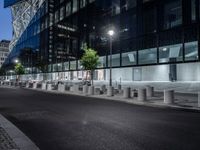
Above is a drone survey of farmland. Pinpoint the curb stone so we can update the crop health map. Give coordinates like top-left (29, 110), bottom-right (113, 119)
top-left (0, 114), bottom-right (40, 150)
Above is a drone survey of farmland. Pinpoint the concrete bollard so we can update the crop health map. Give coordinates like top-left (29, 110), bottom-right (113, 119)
top-left (198, 92), bottom-right (200, 107)
top-left (26, 82), bottom-right (29, 88)
top-left (88, 86), bottom-right (94, 95)
top-left (107, 86), bottom-right (114, 97)
top-left (58, 84), bottom-right (65, 92)
top-left (83, 85), bottom-right (88, 95)
top-left (47, 84), bottom-right (52, 91)
top-left (33, 83), bottom-right (37, 89)
top-left (123, 87), bottom-right (131, 98)
top-left (146, 86), bottom-right (154, 97)
top-left (118, 84), bottom-right (122, 90)
top-left (164, 90), bottom-right (174, 104)
top-left (42, 83), bottom-right (47, 90)
top-left (138, 89), bottom-right (147, 102)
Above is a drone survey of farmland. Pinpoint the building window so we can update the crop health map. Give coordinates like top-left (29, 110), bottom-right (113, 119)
top-left (191, 0), bottom-right (196, 21)
top-left (66, 2), bottom-right (71, 17)
top-left (89, 0), bottom-right (95, 3)
top-left (164, 0), bottom-right (182, 29)
top-left (64, 61), bottom-right (69, 70)
top-left (122, 51), bottom-right (137, 66)
top-left (72, 0), bottom-right (78, 13)
top-left (185, 41), bottom-right (198, 61)
top-left (60, 6), bottom-right (65, 21)
top-left (112, 0), bottom-right (120, 15)
top-left (55, 10), bottom-right (59, 23)
top-left (138, 48), bottom-right (157, 65)
top-left (143, 7), bottom-right (157, 33)
top-left (97, 56), bottom-right (106, 68)
top-left (80, 0), bottom-right (87, 8)
top-left (70, 61), bottom-right (77, 70)
top-left (159, 44), bottom-right (183, 63)
top-left (108, 54), bottom-right (120, 67)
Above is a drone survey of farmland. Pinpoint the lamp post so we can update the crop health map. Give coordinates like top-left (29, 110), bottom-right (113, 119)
top-left (107, 30), bottom-right (115, 86)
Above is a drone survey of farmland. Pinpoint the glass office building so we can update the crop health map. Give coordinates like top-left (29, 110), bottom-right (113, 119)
top-left (3, 0), bottom-right (200, 81)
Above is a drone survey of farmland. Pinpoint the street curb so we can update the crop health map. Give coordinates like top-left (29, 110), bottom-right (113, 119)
top-left (23, 87), bottom-right (200, 113)
top-left (0, 114), bottom-right (40, 150)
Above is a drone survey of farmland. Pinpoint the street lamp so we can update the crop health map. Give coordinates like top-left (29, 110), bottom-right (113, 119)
top-left (15, 59), bottom-right (19, 64)
top-left (107, 29), bottom-right (115, 86)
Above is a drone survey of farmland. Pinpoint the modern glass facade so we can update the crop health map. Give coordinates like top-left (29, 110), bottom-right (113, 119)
top-left (2, 0), bottom-right (200, 81)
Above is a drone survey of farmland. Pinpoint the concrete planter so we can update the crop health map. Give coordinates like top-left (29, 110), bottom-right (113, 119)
top-left (47, 84), bottom-right (52, 91)
top-left (58, 84), bottom-right (65, 92)
top-left (138, 89), bottom-right (147, 102)
top-left (146, 86), bottom-right (154, 97)
top-left (123, 87), bottom-right (131, 98)
top-left (164, 90), bottom-right (174, 104)
top-left (107, 86), bottom-right (114, 97)
top-left (88, 86), bottom-right (94, 95)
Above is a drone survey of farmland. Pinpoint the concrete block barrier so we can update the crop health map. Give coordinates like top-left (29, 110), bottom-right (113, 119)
top-left (146, 86), bottom-right (154, 97)
top-left (95, 87), bottom-right (101, 95)
top-left (107, 86), bottom-right (114, 97)
top-left (58, 84), bottom-right (65, 92)
top-left (73, 85), bottom-right (79, 93)
top-left (164, 90), bottom-right (174, 104)
top-left (47, 84), bottom-right (52, 91)
top-left (138, 89), bottom-right (147, 102)
top-left (123, 87), bottom-right (131, 98)
top-left (88, 86), bottom-right (94, 95)
top-left (101, 85), bottom-right (106, 93)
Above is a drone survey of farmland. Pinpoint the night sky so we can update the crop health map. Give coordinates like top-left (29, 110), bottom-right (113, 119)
top-left (0, 1), bottom-right (12, 41)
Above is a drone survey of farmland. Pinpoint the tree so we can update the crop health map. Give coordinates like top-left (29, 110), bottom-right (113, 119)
top-left (80, 44), bottom-right (99, 85)
top-left (14, 63), bottom-right (25, 81)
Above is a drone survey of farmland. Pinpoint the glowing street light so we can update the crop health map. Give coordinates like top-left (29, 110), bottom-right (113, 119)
top-left (15, 59), bottom-right (19, 64)
top-left (107, 29), bottom-right (115, 86)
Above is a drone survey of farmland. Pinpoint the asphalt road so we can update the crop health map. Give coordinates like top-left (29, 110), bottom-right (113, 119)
top-left (0, 87), bottom-right (200, 150)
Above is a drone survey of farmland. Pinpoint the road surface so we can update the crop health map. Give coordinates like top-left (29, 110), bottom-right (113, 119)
top-left (0, 87), bottom-right (200, 150)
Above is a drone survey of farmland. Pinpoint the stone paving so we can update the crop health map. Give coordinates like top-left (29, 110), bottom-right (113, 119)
top-left (0, 114), bottom-right (40, 150)
top-left (0, 127), bottom-right (19, 150)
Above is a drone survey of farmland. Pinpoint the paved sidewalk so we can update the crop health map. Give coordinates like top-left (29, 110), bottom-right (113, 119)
top-left (0, 114), bottom-right (40, 150)
top-left (25, 87), bottom-right (200, 112)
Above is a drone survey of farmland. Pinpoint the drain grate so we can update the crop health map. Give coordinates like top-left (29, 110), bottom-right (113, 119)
top-left (0, 127), bottom-right (19, 150)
